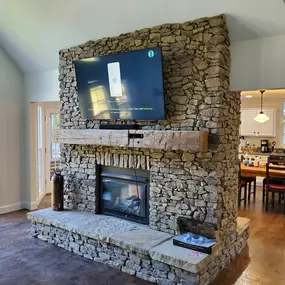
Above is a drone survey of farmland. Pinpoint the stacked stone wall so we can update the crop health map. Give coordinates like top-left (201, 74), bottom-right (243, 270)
top-left (59, 14), bottom-right (241, 245)
top-left (31, 221), bottom-right (249, 285)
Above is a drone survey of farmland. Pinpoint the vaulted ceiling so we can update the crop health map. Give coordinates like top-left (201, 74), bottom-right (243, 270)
top-left (0, 0), bottom-right (285, 72)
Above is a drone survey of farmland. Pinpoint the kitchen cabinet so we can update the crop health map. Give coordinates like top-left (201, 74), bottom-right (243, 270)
top-left (240, 108), bottom-right (276, 137)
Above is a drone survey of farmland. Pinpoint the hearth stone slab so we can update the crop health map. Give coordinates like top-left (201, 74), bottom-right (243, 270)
top-left (27, 209), bottom-right (249, 277)
top-left (27, 208), bottom-right (144, 243)
top-left (28, 209), bottom-right (249, 285)
top-left (149, 239), bottom-right (211, 274)
top-left (148, 217), bottom-right (250, 274)
top-left (237, 217), bottom-right (250, 235)
top-left (27, 208), bottom-right (212, 273)
top-left (110, 228), bottom-right (173, 255)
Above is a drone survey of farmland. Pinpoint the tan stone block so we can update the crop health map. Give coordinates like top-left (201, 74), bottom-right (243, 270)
top-left (161, 35), bottom-right (176, 43)
top-left (150, 153), bottom-right (163, 159)
top-left (182, 153), bottom-right (195, 162)
top-left (193, 58), bottom-right (208, 71)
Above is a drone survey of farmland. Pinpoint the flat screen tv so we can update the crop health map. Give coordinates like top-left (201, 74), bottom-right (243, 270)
top-left (74, 47), bottom-right (165, 120)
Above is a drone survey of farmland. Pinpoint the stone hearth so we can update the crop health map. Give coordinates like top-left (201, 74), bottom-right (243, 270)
top-left (28, 209), bottom-right (249, 285)
top-left (28, 13), bottom-right (249, 285)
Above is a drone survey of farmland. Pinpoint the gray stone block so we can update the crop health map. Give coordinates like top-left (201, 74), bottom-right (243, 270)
top-left (152, 261), bottom-right (170, 272)
top-left (136, 272), bottom-right (157, 283)
top-left (122, 266), bottom-right (136, 276)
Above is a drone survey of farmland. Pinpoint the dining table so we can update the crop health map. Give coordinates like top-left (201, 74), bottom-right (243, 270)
top-left (241, 164), bottom-right (285, 177)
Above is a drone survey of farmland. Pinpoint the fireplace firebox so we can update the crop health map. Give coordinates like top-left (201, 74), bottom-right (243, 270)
top-left (99, 166), bottom-right (149, 224)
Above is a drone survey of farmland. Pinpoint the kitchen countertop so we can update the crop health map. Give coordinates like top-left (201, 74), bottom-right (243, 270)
top-left (239, 152), bottom-right (285, 156)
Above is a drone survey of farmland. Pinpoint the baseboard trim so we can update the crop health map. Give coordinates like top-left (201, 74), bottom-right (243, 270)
top-left (22, 191), bottom-right (46, 211)
top-left (0, 203), bottom-right (22, 215)
top-left (21, 201), bottom-right (38, 211)
top-left (36, 190), bottom-right (46, 207)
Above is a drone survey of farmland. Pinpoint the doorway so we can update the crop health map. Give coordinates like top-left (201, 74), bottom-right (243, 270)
top-left (43, 105), bottom-right (61, 194)
top-left (32, 102), bottom-right (60, 208)
top-left (239, 89), bottom-right (285, 215)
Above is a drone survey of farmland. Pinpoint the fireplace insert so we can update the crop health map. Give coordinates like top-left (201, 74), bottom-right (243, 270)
top-left (99, 166), bottom-right (149, 224)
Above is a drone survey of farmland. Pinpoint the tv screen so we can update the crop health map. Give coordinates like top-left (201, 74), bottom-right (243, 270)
top-left (74, 47), bottom-right (165, 120)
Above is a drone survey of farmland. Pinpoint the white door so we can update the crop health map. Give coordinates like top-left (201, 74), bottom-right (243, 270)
top-left (240, 109), bottom-right (258, 136)
top-left (44, 107), bottom-right (60, 194)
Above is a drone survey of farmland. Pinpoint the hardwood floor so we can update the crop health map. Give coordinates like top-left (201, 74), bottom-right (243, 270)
top-left (212, 187), bottom-right (285, 285)
top-left (38, 194), bottom-right (51, 209)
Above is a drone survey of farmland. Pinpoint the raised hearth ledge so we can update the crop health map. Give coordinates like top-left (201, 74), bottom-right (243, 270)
top-left (27, 209), bottom-right (249, 274)
top-left (53, 129), bottom-right (208, 152)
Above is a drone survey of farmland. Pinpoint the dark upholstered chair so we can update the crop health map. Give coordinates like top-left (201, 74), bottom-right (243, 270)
top-left (265, 162), bottom-right (285, 214)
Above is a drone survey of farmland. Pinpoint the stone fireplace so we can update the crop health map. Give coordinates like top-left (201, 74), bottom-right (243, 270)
top-left (99, 165), bottom-right (150, 224)
top-left (28, 14), bottom-right (249, 285)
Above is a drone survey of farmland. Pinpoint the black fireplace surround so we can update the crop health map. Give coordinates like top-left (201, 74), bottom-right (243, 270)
top-left (98, 166), bottom-right (150, 224)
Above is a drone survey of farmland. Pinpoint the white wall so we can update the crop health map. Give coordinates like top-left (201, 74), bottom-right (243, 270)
top-left (231, 35), bottom-right (285, 91)
top-left (22, 70), bottom-right (59, 208)
top-left (25, 70), bottom-right (59, 102)
top-left (241, 97), bottom-right (284, 148)
top-left (0, 48), bottom-right (24, 214)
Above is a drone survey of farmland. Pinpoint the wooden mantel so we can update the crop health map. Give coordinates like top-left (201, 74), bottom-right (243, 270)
top-left (53, 129), bottom-right (208, 152)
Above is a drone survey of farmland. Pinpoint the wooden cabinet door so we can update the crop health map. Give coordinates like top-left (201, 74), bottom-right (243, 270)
top-left (240, 108), bottom-right (276, 137)
top-left (255, 109), bottom-right (276, 137)
top-left (240, 109), bottom-right (259, 136)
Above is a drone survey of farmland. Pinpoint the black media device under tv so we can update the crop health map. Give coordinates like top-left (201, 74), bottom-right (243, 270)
top-left (74, 47), bottom-right (165, 120)
top-left (99, 124), bottom-right (141, 130)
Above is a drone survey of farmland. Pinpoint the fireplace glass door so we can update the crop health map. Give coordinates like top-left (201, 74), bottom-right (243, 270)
top-left (100, 166), bottom-right (149, 224)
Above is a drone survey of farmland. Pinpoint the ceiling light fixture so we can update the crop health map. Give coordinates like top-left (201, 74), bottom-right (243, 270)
top-left (245, 95), bottom-right (252, 98)
top-left (254, 90), bottom-right (269, 123)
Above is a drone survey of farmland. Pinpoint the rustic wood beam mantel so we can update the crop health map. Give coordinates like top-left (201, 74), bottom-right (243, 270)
top-left (53, 129), bottom-right (208, 152)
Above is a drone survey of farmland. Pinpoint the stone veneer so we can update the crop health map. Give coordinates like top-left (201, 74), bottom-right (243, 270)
top-left (28, 209), bottom-right (249, 285)
top-left (27, 13), bottom-right (251, 285)
top-left (59, 14), bottom-right (241, 248)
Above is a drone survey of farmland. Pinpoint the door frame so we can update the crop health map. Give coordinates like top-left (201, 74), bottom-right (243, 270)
top-left (43, 105), bottom-right (60, 194)
top-left (29, 101), bottom-right (60, 207)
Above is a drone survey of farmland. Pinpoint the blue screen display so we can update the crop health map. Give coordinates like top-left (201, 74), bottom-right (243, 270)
top-left (74, 47), bottom-right (165, 120)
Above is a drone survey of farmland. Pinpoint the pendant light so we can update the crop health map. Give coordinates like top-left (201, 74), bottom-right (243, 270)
top-left (254, 90), bottom-right (269, 123)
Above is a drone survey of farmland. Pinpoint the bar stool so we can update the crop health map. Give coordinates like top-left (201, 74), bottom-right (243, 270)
top-left (238, 179), bottom-right (247, 207)
top-left (238, 165), bottom-right (248, 207)
top-left (241, 175), bottom-right (256, 202)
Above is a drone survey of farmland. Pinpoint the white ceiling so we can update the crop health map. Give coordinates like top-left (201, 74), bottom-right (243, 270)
top-left (241, 89), bottom-right (285, 99)
top-left (0, 0), bottom-right (285, 72)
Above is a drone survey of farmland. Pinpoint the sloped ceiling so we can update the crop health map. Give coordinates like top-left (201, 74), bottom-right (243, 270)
top-left (0, 0), bottom-right (285, 72)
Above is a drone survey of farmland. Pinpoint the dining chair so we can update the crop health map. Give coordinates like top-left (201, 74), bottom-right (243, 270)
top-left (263, 157), bottom-right (285, 204)
top-left (265, 160), bottom-right (285, 214)
top-left (238, 165), bottom-right (248, 207)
